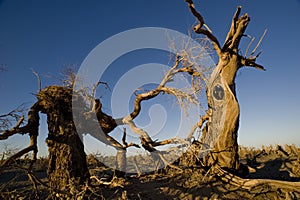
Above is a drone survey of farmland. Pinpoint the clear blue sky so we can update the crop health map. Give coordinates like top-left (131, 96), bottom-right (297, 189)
top-left (0, 0), bottom-right (299, 156)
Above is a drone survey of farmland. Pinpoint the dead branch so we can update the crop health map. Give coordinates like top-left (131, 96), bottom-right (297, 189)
top-left (122, 128), bottom-right (140, 149)
top-left (123, 115), bottom-right (186, 170)
top-left (121, 54), bottom-right (202, 125)
top-left (60, 65), bottom-right (77, 88)
top-left (223, 6), bottom-right (242, 48)
top-left (0, 104), bottom-right (27, 130)
top-left (0, 116), bottom-right (24, 140)
top-left (244, 35), bottom-right (255, 57)
top-left (186, 2), bottom-right (265, 73)
top-left (122, 56), bottom-right (182, 122)
top-left (91, 82), bottom-right (110, 99)
top-left (185, 0), bottom-right (204, 29)
top-left (250, 29), bottom-right (267, 58)
top-left (120, 53), bottom-right (206, 155)
top-left (187, 110), bottom-right (210, 139)
top-left (240, 57), bottom-right (266, 71)
top-left (31, 68), bottom-right (41, 92)
top-left (93, 98), bottom-right (119, 134)
top-left (185, 0), bottom-right (221, 55)
top-left (223, 7), bottom-right (250, 52)
top-left (0, 102), bottom-right (40, 169)
top-left (0, 145), bottom-right (35, 168)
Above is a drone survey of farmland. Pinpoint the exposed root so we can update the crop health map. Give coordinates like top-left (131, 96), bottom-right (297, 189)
top-left (212, 165), bottom-right (300, 192)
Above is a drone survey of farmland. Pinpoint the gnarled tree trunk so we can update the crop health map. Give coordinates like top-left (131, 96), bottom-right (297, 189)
top-left (38, 86), bottom-right (90, 195)
top-left (202, 50), bottom-right (241, 171)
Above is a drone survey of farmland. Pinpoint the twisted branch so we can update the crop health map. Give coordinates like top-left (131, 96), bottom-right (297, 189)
top-left (185, 0), bottom-right (221, 55)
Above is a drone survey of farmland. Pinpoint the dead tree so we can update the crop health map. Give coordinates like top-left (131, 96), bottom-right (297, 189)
top-left (0, 13), bottom-right (218, 188)
top-left (0, 86), bottom-right (90, 197)
top-left (39, 86), bottom-right (90, 194)
top-left (185, 0), bottom-right (265, 171)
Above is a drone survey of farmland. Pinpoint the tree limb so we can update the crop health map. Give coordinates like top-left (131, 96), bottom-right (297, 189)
top-left (187, 111), bottom-right (210, 139)
top-left (244, 35), bottom-right (255, 57)
top-left (0, 102), bottom-right (40, 169)
top-left (31, 68), bottom-right (41, 92)
top-left (122, 128), bottom-right (140, 149)
top-left (0, 117), bottom-right (25, 140)
top-left (121, 55), bottom-right (182, 122)
top-left (223, 8), bottom-right (250, 52)
top-left (250, 29), bottom-right (267, 58)
top-left (185, 0), bottom-right (204, 29)
top-left (185, 0), bottom-right (222, 56)
top-left (223, 6), bottom-right (242, 49)
top-left (240, 57), bottom-right (266, 71)
top-left (0, 104), bottom-right (26, 130)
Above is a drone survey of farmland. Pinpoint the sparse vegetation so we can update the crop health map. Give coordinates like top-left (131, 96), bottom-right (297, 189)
top-left (1, 1), bottom-right (300, 199)
top-left (0, 145), bottom-right (299, 199)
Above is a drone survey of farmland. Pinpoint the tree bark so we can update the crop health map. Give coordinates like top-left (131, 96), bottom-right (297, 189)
top-left (202, 52), bottom-right (241, 171)
top-left (38, 86), bottom-right (90, 195)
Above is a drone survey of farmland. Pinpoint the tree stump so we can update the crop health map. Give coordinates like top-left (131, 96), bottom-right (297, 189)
top-left (38, 86), bottom-right (89, 194)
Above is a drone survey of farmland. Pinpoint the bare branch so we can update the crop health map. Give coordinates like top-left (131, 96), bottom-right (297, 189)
top-left (0, 116), bottom-right (24, 140)
top-left (122, 56), bottom-right (182, 121)
top-left (223, 7), bottom-right (250, 52)
top-left (194, 29), bottom-right (221, 55)
top-left (0, 104), bottom-right (27, 130)
top-left (121, 128), bottom-right (140, 149)
top-left (240, 57), bottom-right (266, 71)
top-left (224, 6), bottom-right (242, 48)
top-left (31, 68), bottom-right (41, 92)
top-left (185, 0), bottom-right (222, 55)
top-left (233, 6), bottom-right (242, 32)
top-left (0, 145), bottom-right (35, 168)
top-left (0, 102), bottom-right (40, 169)
top-left (185, 0), bottom-right (204, 29)
top-left (123, 118), bottom-right (153, 147)
top-left (60, 65), bottom-right (77, 88)
top-left (187, 111), bottom-right (210, 139)
top-left (250, 29), bottom-right (267, 58)
top-left (244, 35), bottom-right (255, 57)
top-left (91, 82), bottom-right (110, 99)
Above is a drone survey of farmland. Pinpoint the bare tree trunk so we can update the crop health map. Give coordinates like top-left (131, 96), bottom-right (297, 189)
top-left (38, 86), bottom-right (89, 195)
top-left (202, 52), bottom-right (241, 171)
top-left (186, 1), bottom-right (265, 171)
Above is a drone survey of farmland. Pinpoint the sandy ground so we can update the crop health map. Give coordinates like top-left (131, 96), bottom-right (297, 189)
top-left (1, 144), bottom-right (300, 199)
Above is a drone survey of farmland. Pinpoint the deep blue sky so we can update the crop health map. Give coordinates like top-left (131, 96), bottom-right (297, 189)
top-left (0, 0), bottom-right (299, 156)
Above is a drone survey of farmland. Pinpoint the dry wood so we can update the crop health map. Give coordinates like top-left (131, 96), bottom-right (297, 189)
top-left (185, 0), bottom-right (265, 171)
top-left (213, 165), bottom-right (300, 192)
top-left (0, 102), bottom-right (40, 169)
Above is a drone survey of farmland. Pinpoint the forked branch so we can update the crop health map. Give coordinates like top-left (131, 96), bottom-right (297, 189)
top-left (223, 6), bottom-right (250, 52)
